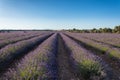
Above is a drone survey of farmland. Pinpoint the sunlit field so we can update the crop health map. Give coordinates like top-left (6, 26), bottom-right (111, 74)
top-left (0, 30), bottom-right (119, 80)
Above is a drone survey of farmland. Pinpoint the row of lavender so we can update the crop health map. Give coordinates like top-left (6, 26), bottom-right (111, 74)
top-left (73, 33), bottom-right (120, 48)
top-left (1, 32), bottom-right (106, 80)
top-left (65, 32), bottom-right (120, 60)
top-left (1, 33), bottom-right (58, 80)
top-left (60, 33), bottom-right (107, 80)
top-left (0, 31), bottom-right (49, 49)
top-left (0, 31), bottom-right (26, 40)
top-left (0, 31), bottom-right (119, 80)
top-left (63, 32), bottom-right (120, 79)
top-left (0, 33), bottom-right (53, 72)
top-left (0, 31), bottom-right (42, 40)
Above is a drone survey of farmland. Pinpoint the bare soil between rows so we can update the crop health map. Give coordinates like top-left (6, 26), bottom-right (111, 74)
top-left (57, 34), bottom-right (78, 80)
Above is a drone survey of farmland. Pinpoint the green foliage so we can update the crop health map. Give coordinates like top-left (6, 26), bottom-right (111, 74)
top-left (114, 25), bottom-right (120, 33)
top-left (19, 66), bottom-right (46, 80)
top-left (108, 50), bottom-right (120, 59)
top-left (68, 25), bottom-right (120, 33)
top-left (78, 59), bottom-right (101, 79)
top-left (100, 47), bottom-right (108, 52)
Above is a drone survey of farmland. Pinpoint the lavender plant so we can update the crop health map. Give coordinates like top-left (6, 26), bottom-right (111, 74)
top-left (65, 32), bottom-right (120, 60)
top-left (0, 33), bottom-right (52, 68)
top-left (60, 33), bottom-right (105, 80)
top-left (76, 33), bottom-right (120, 47)
top-left (1, 33), bottom-right (58, 80)
top-left (0, 32), bottom-right (46, 49)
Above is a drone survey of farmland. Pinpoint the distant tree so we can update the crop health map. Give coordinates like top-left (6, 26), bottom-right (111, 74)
top-left (91, 28), bottom-right (97, 33)
top-left (68, 25), bottom-right (120, 33)
top-left (107, 28), bottom-right (112, 33)
top-left (114, 25), bottom-right (120, 33)
top-left (73, 28), bottom-right (76, 31)
top-left (99, 28), bottom-right (103, 33)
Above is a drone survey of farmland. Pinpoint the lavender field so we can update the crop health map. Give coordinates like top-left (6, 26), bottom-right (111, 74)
top-left (0, 31), bottom-right (120, 80)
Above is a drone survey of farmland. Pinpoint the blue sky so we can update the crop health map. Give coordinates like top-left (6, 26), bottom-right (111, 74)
top-left (0, 0), bottom-right (120, 30)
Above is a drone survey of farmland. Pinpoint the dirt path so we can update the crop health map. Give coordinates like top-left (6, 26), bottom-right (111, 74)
top-left (57, 34), bottom-right (78, 80)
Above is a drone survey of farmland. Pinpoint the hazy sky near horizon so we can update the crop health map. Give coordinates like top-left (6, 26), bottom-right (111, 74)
top-left (0, 0), bottom-right (120, 30)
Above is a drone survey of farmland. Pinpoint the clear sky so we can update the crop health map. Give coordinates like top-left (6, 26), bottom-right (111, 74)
top-left (0, 0), bottom-right (120, 30)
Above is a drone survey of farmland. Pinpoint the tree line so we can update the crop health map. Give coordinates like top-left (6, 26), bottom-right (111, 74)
top-left (68, 25), bottom-right (120, 33)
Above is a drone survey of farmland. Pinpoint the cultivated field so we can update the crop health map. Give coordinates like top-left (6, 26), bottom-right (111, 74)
top-left (0, 31), bottom-right (120, 80)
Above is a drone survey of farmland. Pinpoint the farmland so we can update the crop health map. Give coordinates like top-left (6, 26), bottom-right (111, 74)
top-left (0, 31), bottom-right (120, 80)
